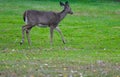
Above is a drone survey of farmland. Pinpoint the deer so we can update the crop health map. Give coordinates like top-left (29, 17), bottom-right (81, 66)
top-left (20, 1), bottom-right (73, 45)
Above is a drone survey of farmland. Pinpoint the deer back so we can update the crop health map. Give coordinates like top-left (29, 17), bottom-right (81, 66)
top-left (24, 10), bottom-right (60, 26)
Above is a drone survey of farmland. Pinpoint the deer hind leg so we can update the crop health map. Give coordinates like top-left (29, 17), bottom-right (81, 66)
top-left (55, 27), bottom-right (66, 44)
top-left (26, 25), bottom-right (32, 45)
top-left (20, 25), bottom-right (26, 45)
top-left (50, 26), bottom-right (55, 45)
top-left (20, 25), bottom-right (32, 45)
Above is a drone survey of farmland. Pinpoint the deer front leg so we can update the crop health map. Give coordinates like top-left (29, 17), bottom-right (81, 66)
top-left (55, 27), bottom-right (66, 44)
top-left (50, 26), bottom-right (55, 45)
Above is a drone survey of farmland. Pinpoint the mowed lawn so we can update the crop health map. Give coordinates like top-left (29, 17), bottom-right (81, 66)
top-left (0, 0), bottom-right (120, 77)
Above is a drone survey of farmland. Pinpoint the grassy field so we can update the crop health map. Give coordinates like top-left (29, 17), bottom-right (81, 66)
top-left (0, 0), bottom-right (120, 77)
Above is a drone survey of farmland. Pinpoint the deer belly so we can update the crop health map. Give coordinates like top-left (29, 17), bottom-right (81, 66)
top-left (37, 24), bottom-right (48, 28)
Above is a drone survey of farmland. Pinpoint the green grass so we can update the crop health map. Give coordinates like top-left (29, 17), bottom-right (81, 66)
top-left (0, 0), bottom-right (120, 77)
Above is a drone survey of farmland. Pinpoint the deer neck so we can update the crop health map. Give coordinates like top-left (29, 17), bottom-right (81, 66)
top-left (59, 9), bottom-right (67, 21)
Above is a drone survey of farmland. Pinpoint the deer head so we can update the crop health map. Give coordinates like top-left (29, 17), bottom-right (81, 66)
top-left (60, 1), bottom-right (73, 14)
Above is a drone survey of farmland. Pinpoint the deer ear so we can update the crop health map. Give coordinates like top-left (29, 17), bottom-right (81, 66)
top-left (65, 1), bottom-right (69, 5)
top-left (60, 1), bottom-right (64, 6)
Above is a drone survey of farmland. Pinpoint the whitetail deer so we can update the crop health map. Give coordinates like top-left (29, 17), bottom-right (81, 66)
top-left (20, 1), bottom-right (73, 45)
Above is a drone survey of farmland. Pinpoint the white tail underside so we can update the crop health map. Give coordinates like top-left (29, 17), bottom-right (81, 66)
top-left (25, 16), bottom-right (28, 24)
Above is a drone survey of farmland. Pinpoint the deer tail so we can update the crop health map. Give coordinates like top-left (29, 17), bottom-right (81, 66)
top-left (23, 11), bottom-right (28, 24)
